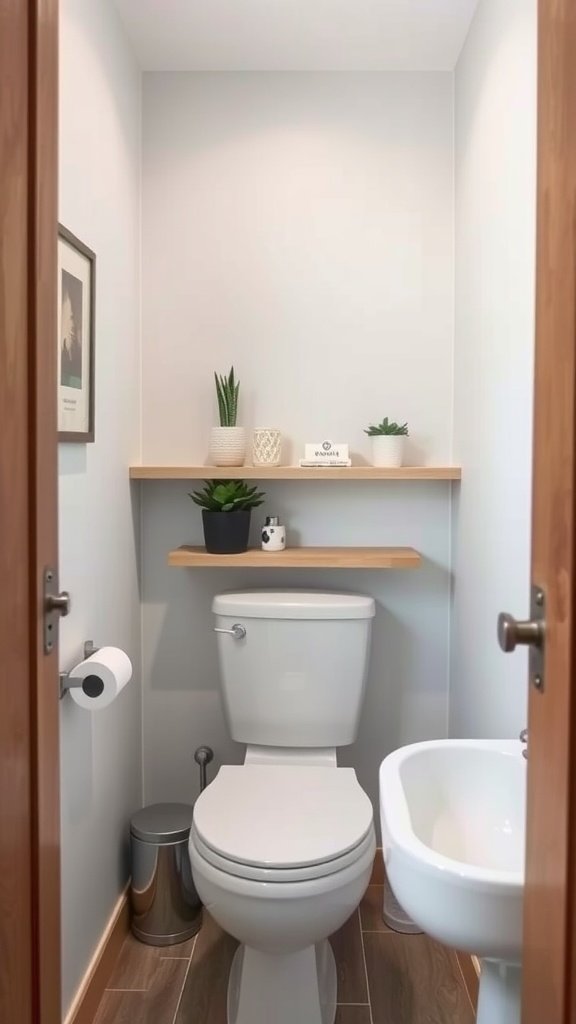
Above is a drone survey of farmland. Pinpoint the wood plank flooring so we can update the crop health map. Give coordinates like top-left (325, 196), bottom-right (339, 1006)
top-left (91, 882), bottom-right (476, 1024)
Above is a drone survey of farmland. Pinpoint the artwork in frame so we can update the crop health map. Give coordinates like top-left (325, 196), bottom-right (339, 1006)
top-left (57, 225), bottom-right (95, 442)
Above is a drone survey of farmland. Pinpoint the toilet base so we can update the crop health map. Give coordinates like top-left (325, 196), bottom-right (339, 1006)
top-left (477, 959), bottom-right (522, 1024)
top-left (227, 939), bottom-right (337, 1024)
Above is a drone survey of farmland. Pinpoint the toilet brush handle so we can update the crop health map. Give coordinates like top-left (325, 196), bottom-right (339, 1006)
top-left (194, 746), bottom-right (214, 792)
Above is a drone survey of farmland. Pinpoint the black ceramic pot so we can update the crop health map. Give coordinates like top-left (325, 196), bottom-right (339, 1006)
top-left (202, 509), bottom-right (251, 554)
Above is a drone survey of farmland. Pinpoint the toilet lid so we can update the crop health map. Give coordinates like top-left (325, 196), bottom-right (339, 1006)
top-left (193, 766), bottom-right (373, 869)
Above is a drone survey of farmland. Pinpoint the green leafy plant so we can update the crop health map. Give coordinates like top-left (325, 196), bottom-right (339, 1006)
top-left (214, 366), bottom-right (240, 427)
top-left (190, 480), bottom-right (265, 513)
top-left (364, 417), bottom-right (409, 437)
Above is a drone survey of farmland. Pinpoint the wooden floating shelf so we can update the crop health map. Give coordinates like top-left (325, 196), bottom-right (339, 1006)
top-left (131, 465), bottom-right (461, 481)
top-left (168, 546), bottom-right (422, 570)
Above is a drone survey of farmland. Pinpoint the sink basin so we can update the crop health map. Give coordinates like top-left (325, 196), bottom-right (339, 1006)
top-left (379, 739), bottom-right (525, 1024)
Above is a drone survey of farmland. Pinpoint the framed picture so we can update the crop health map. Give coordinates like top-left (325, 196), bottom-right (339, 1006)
top-left (57, 225), bottom-right (95, 442)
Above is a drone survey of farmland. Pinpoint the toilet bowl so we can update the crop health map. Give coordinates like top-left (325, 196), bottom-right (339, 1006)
top-left (379, 739), bottom-right (525, 1024)
top-left (190, 764), bottom-right (375, 1024)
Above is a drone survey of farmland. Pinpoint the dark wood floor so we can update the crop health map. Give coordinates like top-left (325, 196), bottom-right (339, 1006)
top-left (92, 865), bottom-right (476, 1024)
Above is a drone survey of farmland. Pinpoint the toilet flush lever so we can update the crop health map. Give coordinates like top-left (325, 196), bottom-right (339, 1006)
top-left (214, 623), bottom-right (246, 640)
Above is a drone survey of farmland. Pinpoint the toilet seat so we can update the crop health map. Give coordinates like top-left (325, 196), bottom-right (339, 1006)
top-left (191, 824), bottom-right (375, 883)
top-left (193, 765), bottom-right (373, 879)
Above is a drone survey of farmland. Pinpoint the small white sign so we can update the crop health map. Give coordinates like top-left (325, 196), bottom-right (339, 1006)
top-left (304, 440), bottom-right (349, 461)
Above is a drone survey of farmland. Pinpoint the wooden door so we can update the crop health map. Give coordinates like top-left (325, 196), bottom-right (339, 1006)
top-left (0, 1), bottom-right (60, 1022)
top-left (522, 1), bottom-right (576, 1021)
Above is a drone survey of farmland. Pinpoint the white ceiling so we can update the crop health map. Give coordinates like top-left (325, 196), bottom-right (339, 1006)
top-left (113, 0), bottom-right (479, 72)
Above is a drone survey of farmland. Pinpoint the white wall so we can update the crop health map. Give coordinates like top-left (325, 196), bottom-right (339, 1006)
top-left (142, 73), bottom-right (454, 464)
top-left (450, 0), bottom-right (537, 737)
top-left (141, 72), bottom-right (455, 819)
top-left (59, 0), bottom-right (142, 1013)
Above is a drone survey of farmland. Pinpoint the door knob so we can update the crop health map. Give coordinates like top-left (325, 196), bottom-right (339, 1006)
top-left (43, 568), bottom-right (71, 654)
top-left (497, 613), bottom-right (543, 653)
top-left (497, 586), bottom-right (546, 692)
top-left (45, 591), bottom-right (71, 617)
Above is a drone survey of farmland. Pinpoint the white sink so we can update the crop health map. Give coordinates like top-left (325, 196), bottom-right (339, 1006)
top-left (379, 739), bottom-right (525, 1024)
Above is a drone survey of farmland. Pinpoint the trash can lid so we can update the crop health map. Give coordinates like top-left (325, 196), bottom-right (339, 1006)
top-left (130, 803), bottom-right (193, 843)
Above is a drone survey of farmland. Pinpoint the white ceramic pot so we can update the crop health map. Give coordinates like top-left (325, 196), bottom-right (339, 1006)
top-left (261, 518), bottom-right (286, 552)
top-left (252, 428), bottom-right (282, 466)
top-left (371, 435), bottom-right (405, 468)
top-left (209, 426), bottom-right (247, 467)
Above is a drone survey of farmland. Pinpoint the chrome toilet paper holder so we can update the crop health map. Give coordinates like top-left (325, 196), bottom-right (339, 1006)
top-left (60, 640), bottom-right (100, 699)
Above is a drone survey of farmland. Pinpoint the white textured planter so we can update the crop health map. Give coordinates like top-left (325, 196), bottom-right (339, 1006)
top-left (371, 435), bottom-right (405, 468)
top-left (209, 426), bottom-right (246, 467)
top-left (252, 428), bottom-right (282, 466)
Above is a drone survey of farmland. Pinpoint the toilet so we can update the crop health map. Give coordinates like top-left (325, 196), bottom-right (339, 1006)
top-left (189, 591), bottom-right (376, 1024)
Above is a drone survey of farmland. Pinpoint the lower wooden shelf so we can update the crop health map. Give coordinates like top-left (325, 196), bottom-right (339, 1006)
top-left (168, 546), bottom-right (421, 569)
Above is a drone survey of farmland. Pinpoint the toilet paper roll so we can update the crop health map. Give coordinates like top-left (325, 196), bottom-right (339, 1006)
top-left (68, 646), bottom-right (132, 710)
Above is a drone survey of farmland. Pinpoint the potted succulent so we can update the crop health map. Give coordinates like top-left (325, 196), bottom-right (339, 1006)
top-left (209, 366), bottom-right (246, 467)
top-left (190, 479), bottom-right (265, 554)
top-left (365, 417), bottom-right (409, 467)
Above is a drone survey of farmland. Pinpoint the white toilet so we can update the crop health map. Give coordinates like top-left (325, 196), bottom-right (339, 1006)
top-left (189, 591), bottom-right (376, 1024)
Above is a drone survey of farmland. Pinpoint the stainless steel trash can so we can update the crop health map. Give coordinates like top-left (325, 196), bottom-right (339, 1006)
top-left (130, 803), bottom-right (202, 946)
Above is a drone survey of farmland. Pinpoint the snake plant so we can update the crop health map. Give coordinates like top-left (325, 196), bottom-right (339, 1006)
top-left (214, 366), bottom-right (240, 427)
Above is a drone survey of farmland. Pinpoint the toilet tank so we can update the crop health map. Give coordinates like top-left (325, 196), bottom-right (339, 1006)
top-left (212, 591), bottom-right (375, 748)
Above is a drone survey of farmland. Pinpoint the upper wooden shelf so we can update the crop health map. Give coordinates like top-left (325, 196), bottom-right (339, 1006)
top-left (130, 465), bottom-right (461, 481)
top-left (169, 545), bottom-right (422, 569)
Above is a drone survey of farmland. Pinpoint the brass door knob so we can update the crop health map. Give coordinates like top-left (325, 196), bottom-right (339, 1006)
top-left (497, 613), bottom-right (543, 653)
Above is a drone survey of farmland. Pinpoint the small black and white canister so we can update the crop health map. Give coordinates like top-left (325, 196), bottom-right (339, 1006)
top-left (261, 516), bottom-right (286, 552)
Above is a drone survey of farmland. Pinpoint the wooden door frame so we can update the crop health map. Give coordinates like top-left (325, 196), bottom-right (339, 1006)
top-left (0, 1), bottom-right (60, 1023)
top-left (2, 1), bottom-right (576, 1024)
top-left (523, 1), bottom-right (576, 1022)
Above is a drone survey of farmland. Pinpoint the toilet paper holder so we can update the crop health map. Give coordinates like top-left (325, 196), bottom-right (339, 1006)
top-left (60, 640), bottom-right (100, 699)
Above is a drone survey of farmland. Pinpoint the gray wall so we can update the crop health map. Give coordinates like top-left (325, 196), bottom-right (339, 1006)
top-left (59, 0), bottom-right (142, 1014)
top-left (450, 0), bottom-right (537, 738)
top-left (141, 481), bottom-right (452, 820)
top-left (140, 72), bottom-right (456, 821)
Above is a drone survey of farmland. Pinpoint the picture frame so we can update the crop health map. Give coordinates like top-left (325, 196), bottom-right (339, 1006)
top-left (57, 225), bottom-right (96, 443)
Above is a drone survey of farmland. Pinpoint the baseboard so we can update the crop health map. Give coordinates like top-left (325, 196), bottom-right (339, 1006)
top-left (456, 950), bottom-right (480, 1010)
top-left (63, 885), bottom-right (130, 1024)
